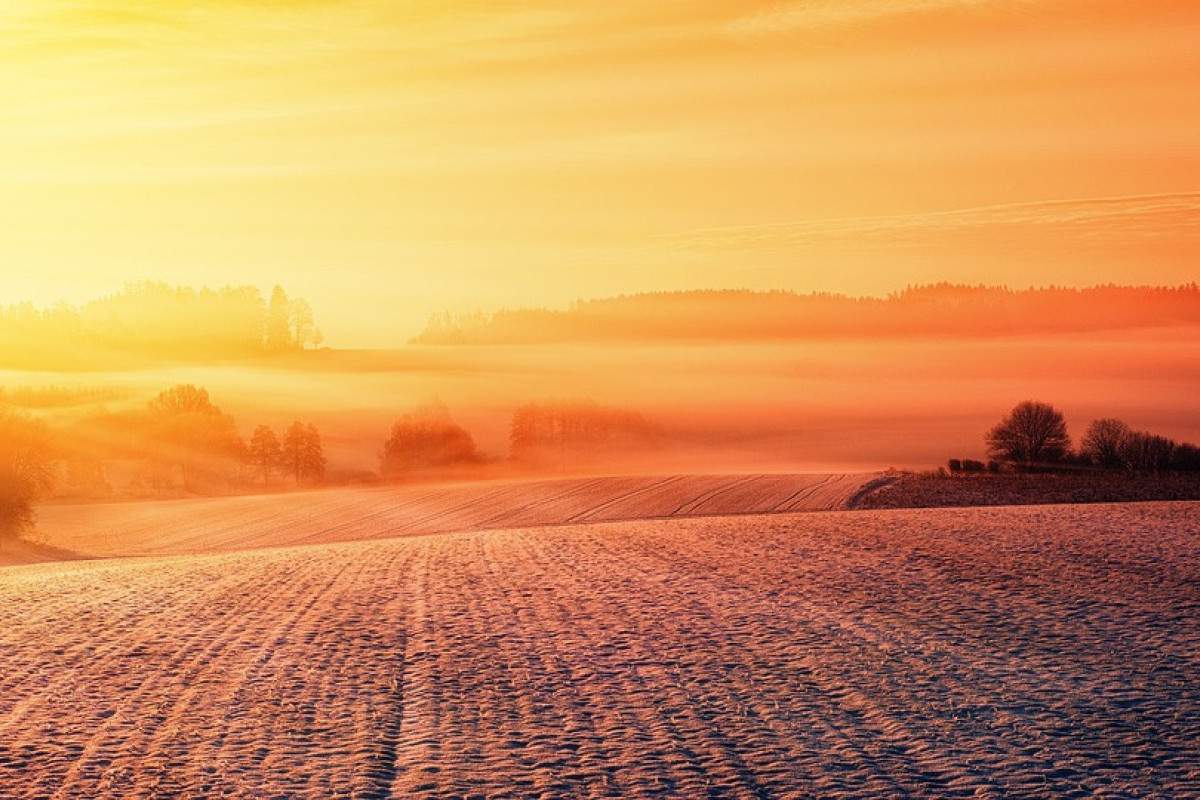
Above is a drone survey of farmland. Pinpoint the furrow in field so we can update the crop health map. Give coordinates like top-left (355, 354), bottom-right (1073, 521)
top-left (468, 477), bottom-right (615, 530)
top-left (771, 474), bottom-right (835, 512)
top-left (583, 506), bottom-right (1200, 797)
top-left (671, 474), bottom-right (760, 516)
top-left (551, 523), bottom-right (936, 797)
top-left (30, 473), bottom-right (876, 561)
top-left (566, 475), bottom-right (688, 523)
top-left (0, 544), bottom-right (418, 799)
top-left (359, 483), bottom-right (526, 540)
top-left (4, 502), bottom-right (1196, 797)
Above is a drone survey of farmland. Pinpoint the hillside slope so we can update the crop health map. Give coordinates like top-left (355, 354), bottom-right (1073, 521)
top-left (27, 473), bottom-right (871, 561)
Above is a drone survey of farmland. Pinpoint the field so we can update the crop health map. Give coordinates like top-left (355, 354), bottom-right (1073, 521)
top-left (18, 474), bottom-right (871, 563)
top-left (858, 472), bottom-right (1200, 510)
top-left (2, 475), bottom-right (1198, 798)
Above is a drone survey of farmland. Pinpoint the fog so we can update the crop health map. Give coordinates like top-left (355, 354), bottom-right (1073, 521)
top-left (7, 327), bottom-right (1197, 493)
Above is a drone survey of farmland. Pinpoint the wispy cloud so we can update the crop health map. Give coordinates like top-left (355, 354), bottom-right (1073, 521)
top-left (669, 192), bottom-right (1200, 250)
top-left (728, 0), bottom-right (1017, 37)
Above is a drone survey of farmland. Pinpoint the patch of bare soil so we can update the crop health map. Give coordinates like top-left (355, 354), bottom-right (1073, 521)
top-left (855, 472), bottom-right (1200, 509)
top-left (2, 502), bottom-right (1198, 797)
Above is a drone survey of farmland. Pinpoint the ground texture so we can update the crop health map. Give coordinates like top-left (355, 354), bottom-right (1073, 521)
top-left (25, 473), bottom-right (870, 563)
top-left (856, 472), bottom-right (1200, 510)
top-left (2, 493), bottom-right (1198, 798)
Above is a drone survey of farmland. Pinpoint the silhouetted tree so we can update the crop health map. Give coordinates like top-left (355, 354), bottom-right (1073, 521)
top-left (282, 421), bottom-right (324, 485)
top-left (986, 401), bottom-right (1070, 468)
top-left (149, 384), bottom-right (211, 417)
top-left (411, 284), bottom-right (1200, 345)
top-left (0, 282), bottom-right (325, 367)
top-left (288, 298), bottom-right (321, 349)
top-left (381, 402), bottom-right (479, 476)
top-left (1172, 442), bottom-right (1200, 472)
top-left (0, 410), bottom-right (55, 546)
top-left (1080, 418), bottom-right (1132, 469)
top-left (247, 425), bottom-right (283, 485)
top-left (149, 384), bottom-right (243, 491)
top-left (266, 285), bottom-right (293, 351)
top-left (509, 399), bottom-right (654, 469)
top-left (1120, 431), bottom-right (1176, 474)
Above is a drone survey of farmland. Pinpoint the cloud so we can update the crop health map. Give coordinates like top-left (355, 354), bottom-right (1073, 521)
top-left (669, 192), bottom-right (1200, 250)
top-left (728, 0), bottom-right (1011, 37)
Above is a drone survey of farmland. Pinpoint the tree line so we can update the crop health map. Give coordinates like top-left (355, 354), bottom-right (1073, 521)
top-left (0, 384), bottom-right (325, 546)
top-left (956, 400), bottom-right (1200, 474)
top-left (1, 392), bottom-right (657, 545)
top-left (378, 399), bottom-right (656, 478)
top-left (413, 283), bottom-right (1200, 345)
top-left (0, 282), bottom-right (322, 368)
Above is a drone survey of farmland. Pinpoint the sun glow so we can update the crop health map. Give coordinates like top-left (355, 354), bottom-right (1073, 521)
top-left (4, 7), bottom-right (1200, 797)
top-left (1, 1), bottom-right (1198, 344)
top-left (0, 0), bottom-right (1198, 482)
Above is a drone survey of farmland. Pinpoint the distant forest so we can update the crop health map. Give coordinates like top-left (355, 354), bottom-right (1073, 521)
top-left (413, 284), bottom-right (1200, 345)
top-left (0, 282), bottom-right (321, 368)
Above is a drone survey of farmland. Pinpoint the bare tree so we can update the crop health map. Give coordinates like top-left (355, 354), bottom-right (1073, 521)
top-left (1121, 431), bottom-right (1176, 474)
top-left (149, 383), bottom-right (219, 416)
top-left (1080, 418), bottom-right (1131, 469)
top-left (986, 401), bottom-right (1070, 467)
top-left (0, 410), bottom-right (55, 546)
top-left (1172, 442), bottom-right (1200, 472)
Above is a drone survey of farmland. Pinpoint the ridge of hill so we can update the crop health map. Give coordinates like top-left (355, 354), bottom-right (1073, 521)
top-left (414, 284), bottom-right (1200, 344)
top-left (14, 473), bottom-right (872, 565)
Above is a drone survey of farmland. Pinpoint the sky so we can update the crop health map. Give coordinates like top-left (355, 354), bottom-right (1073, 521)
top-left (2, 0), bottom-right (1199, 345)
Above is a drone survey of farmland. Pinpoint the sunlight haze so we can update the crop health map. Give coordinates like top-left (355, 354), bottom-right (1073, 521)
top-left (4, 7), bottom-right (1200, 796)
top-left (3, 0), bottom-right (1199, 344)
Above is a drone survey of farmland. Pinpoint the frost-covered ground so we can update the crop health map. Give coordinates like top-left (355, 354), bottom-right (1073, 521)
top-left (2, 493), bottom-right (1198, 798)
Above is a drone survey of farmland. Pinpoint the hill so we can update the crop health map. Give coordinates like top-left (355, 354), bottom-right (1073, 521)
top-left (23, 473), bottom-right (873, 563)
top-left (413, 284), bottom-right (1200, 344)
top-left (0, 282), bottom-right (320, 369)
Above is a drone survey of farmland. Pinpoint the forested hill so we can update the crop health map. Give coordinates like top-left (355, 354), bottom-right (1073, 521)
top-left (0, 283), bottom-right (321, 369)
top-left (413, 284), bottom-right (1200, 345)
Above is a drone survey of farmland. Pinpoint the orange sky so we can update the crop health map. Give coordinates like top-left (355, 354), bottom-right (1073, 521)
top-left (2, 0), bottom-right (1199, 345)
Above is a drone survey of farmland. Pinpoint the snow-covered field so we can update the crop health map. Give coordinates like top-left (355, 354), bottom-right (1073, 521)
top-left (2, 479), bottom-right (1197, 798)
